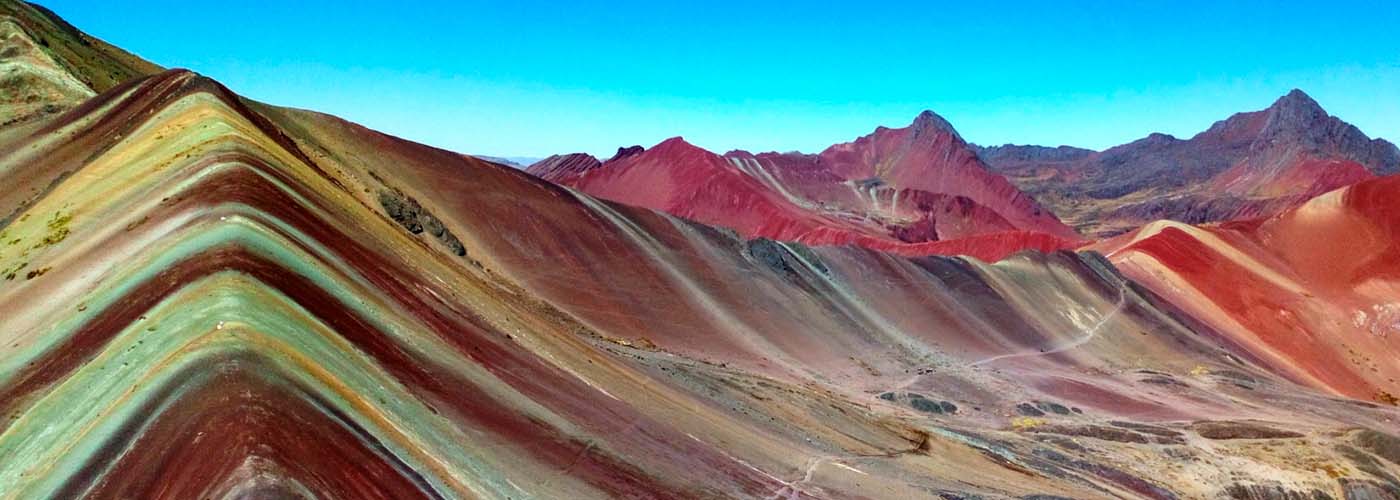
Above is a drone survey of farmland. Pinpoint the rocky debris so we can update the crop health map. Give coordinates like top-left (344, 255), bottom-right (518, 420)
top-left (1191, 421), bottom-right (1304, 440)
top-left (1337, 479), bottom-right (1400, 500)
top-left (1351, 429), bottom-right (1400, 466)
top-left (378, 188), bottom-right (468, 257)
top-left (1224, 484), bottom-right (1336, 500)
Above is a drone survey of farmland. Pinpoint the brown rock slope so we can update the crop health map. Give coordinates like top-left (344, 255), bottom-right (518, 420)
top-left (978, 90), bottom-right (1399, 236)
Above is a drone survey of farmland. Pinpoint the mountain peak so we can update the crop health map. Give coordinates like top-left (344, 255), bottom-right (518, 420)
top-left (641, 136), bottom-right (717, 160)
top-left (1256, 88), bottom-right (1334, 145)
top-left (909, 109), bottom-right (963, 142)
top-left (1270, 88), bottom-right (1324, 115)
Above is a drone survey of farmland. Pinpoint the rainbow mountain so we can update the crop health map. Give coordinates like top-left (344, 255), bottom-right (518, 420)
top-left (1, 2), bottom-right (1399, 499)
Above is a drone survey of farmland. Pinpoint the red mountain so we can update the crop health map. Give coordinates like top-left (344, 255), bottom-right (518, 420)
top-left (529, 112), bottom-right (1080, 261)
top-left (977, 89), bottom-right (1399, 236)
top-left (1094, 172), bottom-right (1400, 403)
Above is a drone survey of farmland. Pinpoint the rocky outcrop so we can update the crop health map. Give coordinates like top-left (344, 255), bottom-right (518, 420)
top-left (378, 188), bottom-right (468, 257)
top-left (608, 145), bottom-right (644, 161)
top-left (1352, 429), bottom-right (1400, 466)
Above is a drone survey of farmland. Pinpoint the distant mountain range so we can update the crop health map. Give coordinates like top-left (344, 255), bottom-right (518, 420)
top-left (471, 155), bottom-right (542, 169)
top-left (975, 89), bottom-right (1399, 236)
top-left (530, 90), bottom-right (1397, 253)
top-left (528, 111), bottom-right (1081, 261)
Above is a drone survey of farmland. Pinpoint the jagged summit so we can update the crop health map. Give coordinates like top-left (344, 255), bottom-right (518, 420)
top-left (1271, 88), bottom-right (1324, 112)
top-left (608, 144), bottom-right (644, 161)
top-left (909, 109), bottom-right (962, 139)
top-left (1258, 88), bottom-right (1330, 139)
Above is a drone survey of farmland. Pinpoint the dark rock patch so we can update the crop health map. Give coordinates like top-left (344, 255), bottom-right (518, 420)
top-left (904, 394), bottom-right (950, 412)
top-left (1035, 401), bottom-right (1072, 415)
top-left (910, 397), bottom-right (945, 414)
top-left (1212, 370), bottom-right (1259, 385)
top-left (1017, 403), bottom-right (1046, 417)
top-left (1141, 375), bottom-right (1188, 387)
top-left (378, 188), bottom-right (469, 258)
top-left (744, 238), bottom-right (829, 278)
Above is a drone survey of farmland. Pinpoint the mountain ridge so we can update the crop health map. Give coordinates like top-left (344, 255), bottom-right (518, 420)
top-left (979, 88), bottom-right (1398, 235)
top-left (529, 112), bottom-right (1082, 261)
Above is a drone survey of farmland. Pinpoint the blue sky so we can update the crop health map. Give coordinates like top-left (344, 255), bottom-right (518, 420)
top-left (43, 1), bottom-right (1400, 158)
